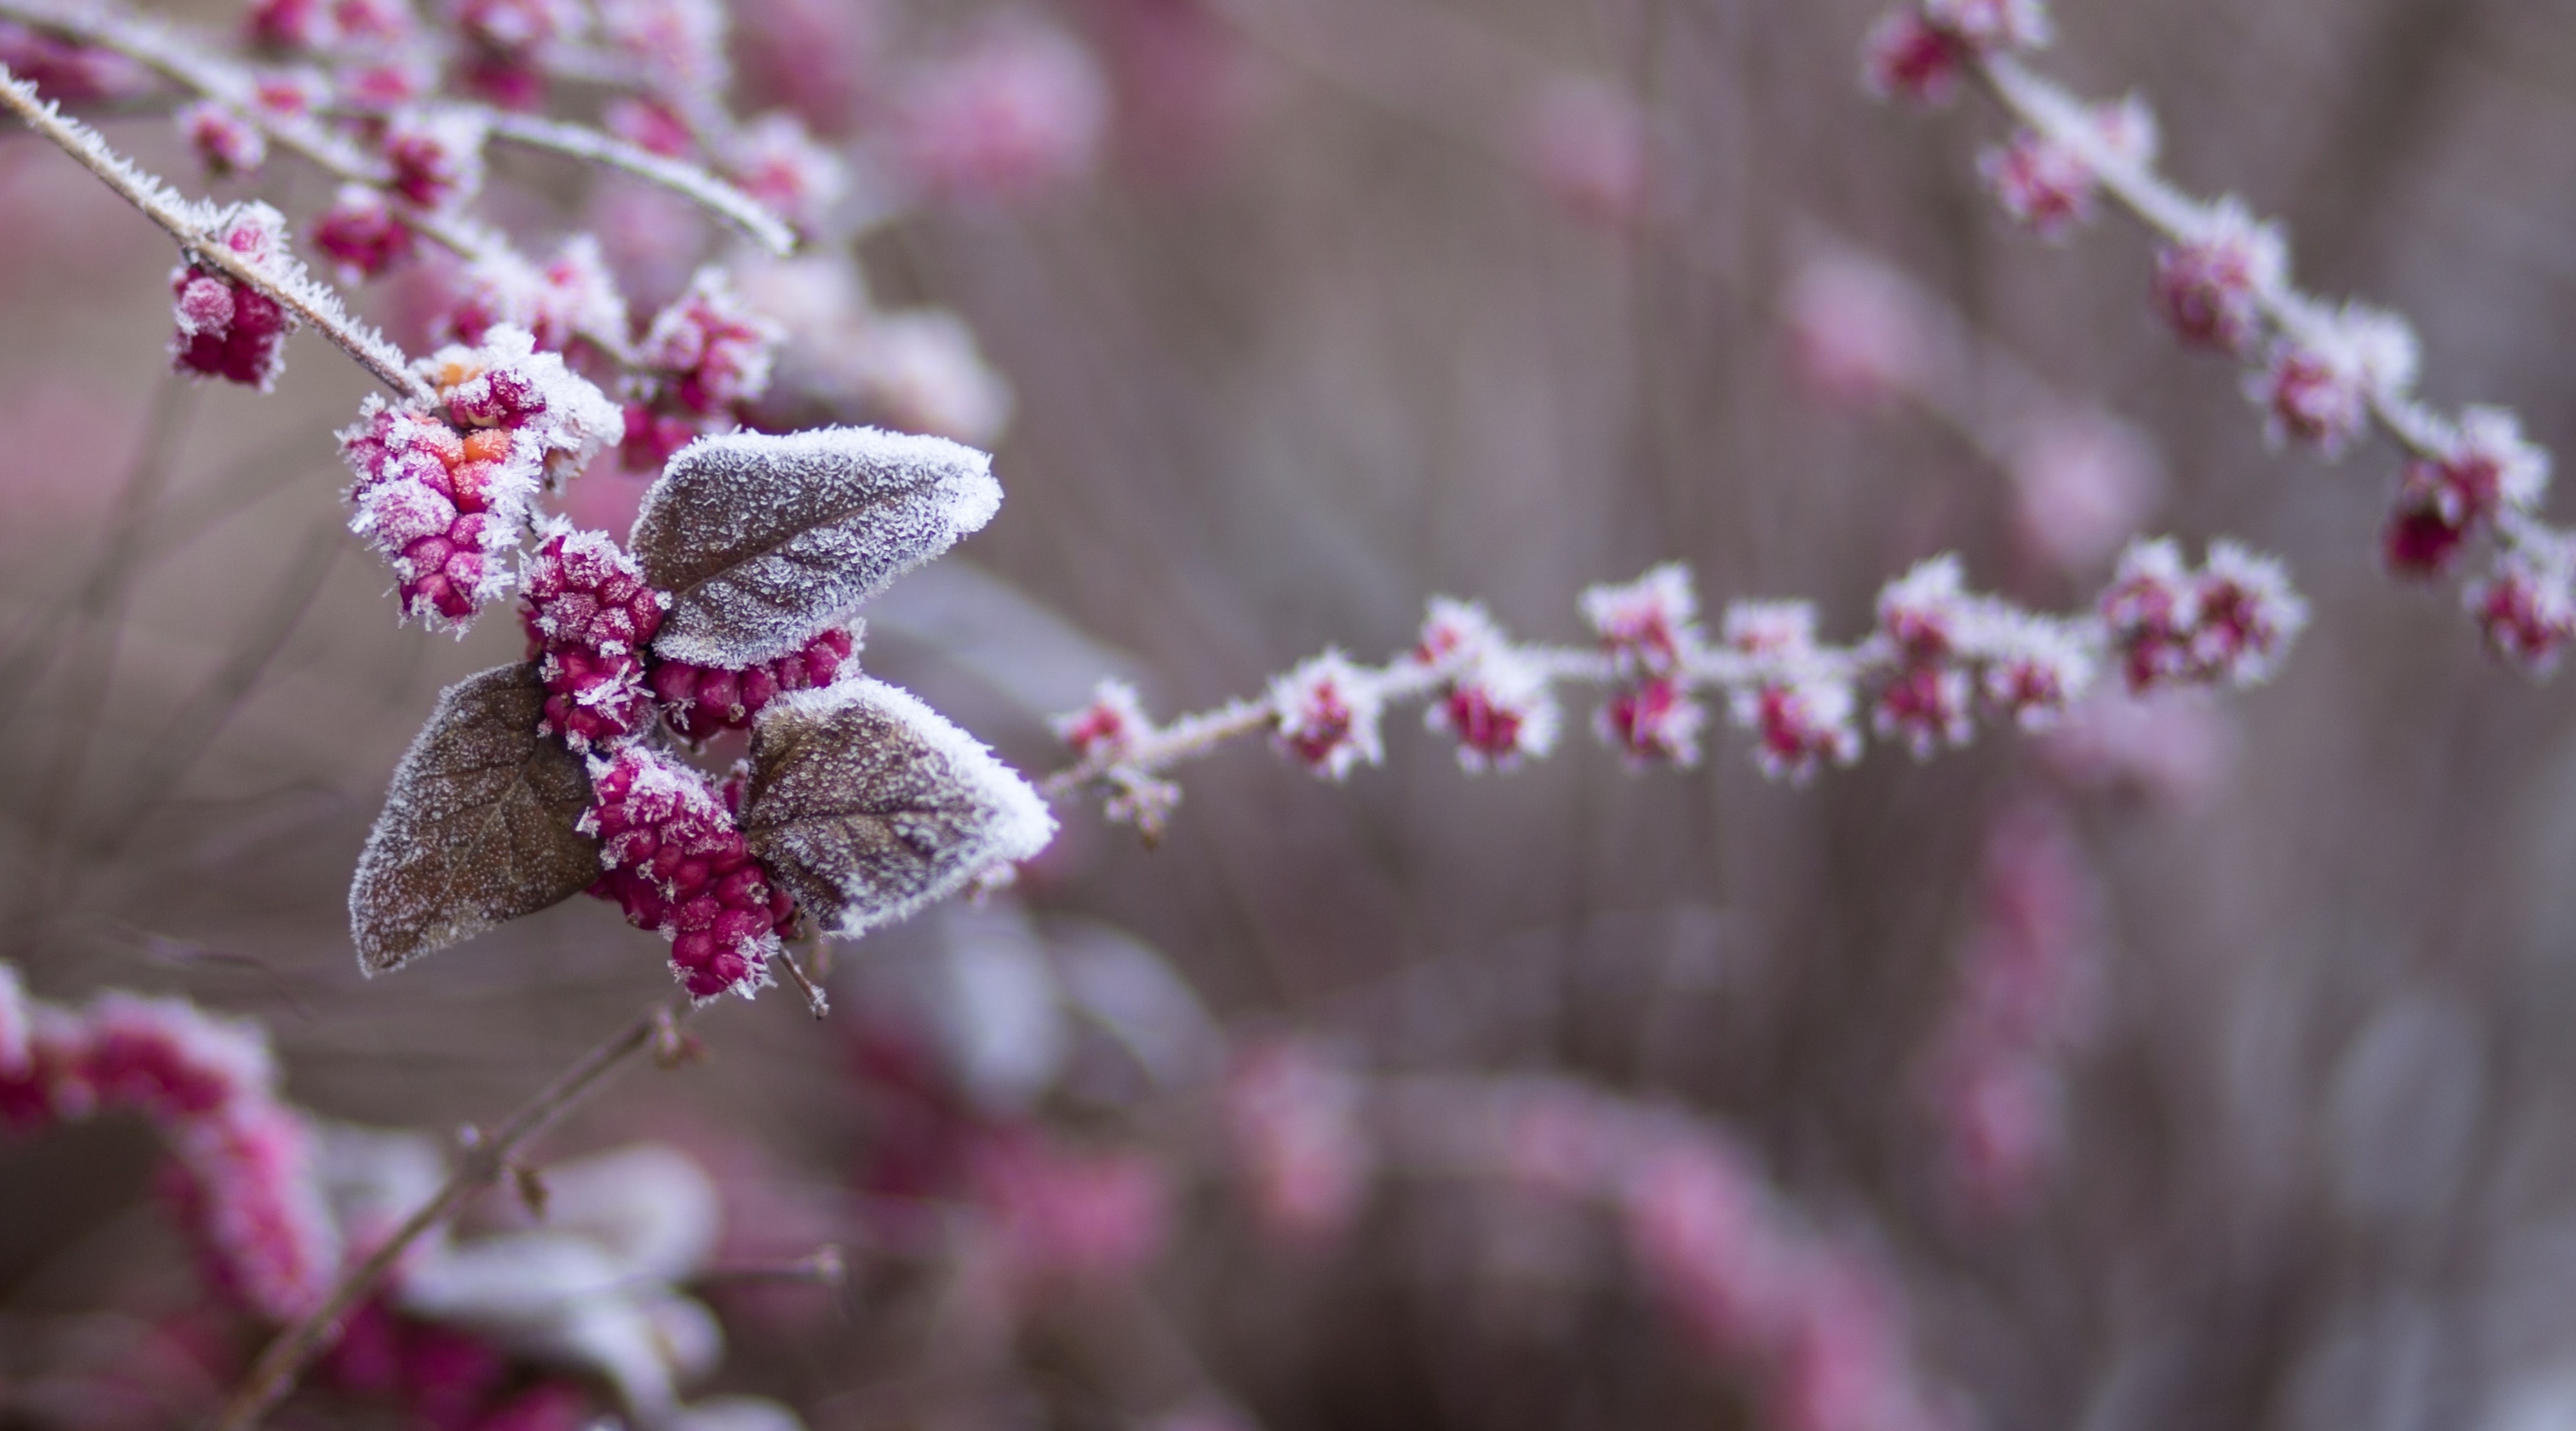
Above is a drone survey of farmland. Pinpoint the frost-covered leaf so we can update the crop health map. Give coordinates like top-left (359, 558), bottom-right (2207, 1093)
top-left (739, 677), bottom-right (1055, 939)
top-left (351, 663), bottom-right (600, 973)
top-left (631, 427), bottom-right (1002, 667)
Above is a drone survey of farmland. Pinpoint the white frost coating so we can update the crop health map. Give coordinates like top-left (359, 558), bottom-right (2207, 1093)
top-left (752, 675), bottom-right (1056, 938)
top-left (0, 962), bottom-right (28, 1077)
top-left (634, 426), bottom-right (1005, 666)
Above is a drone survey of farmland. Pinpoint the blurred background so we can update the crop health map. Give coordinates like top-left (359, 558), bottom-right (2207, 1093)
top-left (9, 0), bottom-right (2576, 1428)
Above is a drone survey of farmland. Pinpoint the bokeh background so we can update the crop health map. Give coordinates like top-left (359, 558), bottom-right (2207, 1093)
top-left (10, 0), bottom-right (2576, 1428)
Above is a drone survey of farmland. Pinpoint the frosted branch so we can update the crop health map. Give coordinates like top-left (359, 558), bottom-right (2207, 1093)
top-left (0, 61), bottom-right (427, 400)
top-left (484, 111), bottom-right (797, 256)
top-left (1043, 541), bottom-right (2305, 839)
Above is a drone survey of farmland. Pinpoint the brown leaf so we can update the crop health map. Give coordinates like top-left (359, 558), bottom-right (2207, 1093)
top-left (630, 427), bottom-right (1002, 667)
top-left (740, 678), bottom-right (1055, 938)
top-left (350, 663), bottom-right (600, 973)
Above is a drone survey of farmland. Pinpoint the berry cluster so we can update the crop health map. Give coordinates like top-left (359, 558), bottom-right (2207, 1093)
top-left (169, 205), bottom-right (298, 390)
top-left (621, 268), bottom-right (784, 469)
top-left (340, 327), bottom-right (623, 628)
top-left (519, 524), bottom-right (668, 752)
top-left (580, 746), bottom-right (793, 1001)
top-left (650, 626), bottom-right (855, 742)
top-left (2098, 539), bottom-right (2307, 692)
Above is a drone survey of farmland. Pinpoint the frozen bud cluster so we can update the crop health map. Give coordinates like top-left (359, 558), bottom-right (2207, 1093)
top-left (1053, 678), bottom-right (1151, 764)
top-left (439, 239), bottom-right (628, 353)
top-left (2151, 200), bottom-right (2288, 354)
top-left (182, 101), bottom-right (268, 177)
top-left (1412, 599), bottom-right (1561, 772)
top-left (2100, 538), bottom-right (2307, 690)
top-left (581, 746), bottom-right (790, 1001)
top-left (2251, 303), bottom-right (2418, 455)
top-left (384, 107), bottom-right (488, 211)
top-left (1978, 98), bottom-right (2154, 241)
top-left (520, 525), bottom-right (668, 751)
top-left (1269, 650), bottom-right (1385, 780)
top-left (1585, 565), bottom-right (1707, 766)
top-left (723, 112), bottom-right (846, 232)
top-left (650, 626), bottom-right (855, 741)
top-left (311, 184), bottom-right (414, 281)
top-left (638, 267), bottom-right (784, 415)
top-left (2468, 540), bottom-right (2576, 674)
top-left (1720, 605), bottom-right (1865, 782)
top-left (342, 326), bottom-right (619, 627)
top-left (2385, 406), bottom-right (2551, 577)
top-left (171, 204), bottom-right (299, 389)
top-left (1862, 0), bottom-right (2049, 106)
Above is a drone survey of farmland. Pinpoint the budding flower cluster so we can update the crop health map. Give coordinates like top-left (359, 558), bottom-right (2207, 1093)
top-left (1584, 564), bottom-right (1708, 766)
top-left (439, 238), bottom-right (629, 353)
top-left (1977, 98), bottom-right (2154, 242)
top-left (310, 184), bottom-right (414, 281)
top-left (171, 204), bottom-right (298, 389)
top-left (1268, 650), bottom-right (1385, 781)
top-left (1412, 599), bottom-right (1561, 772)
top-left (2099, 538), bottom-right (2307, 691)
top-left (581, 746), bottom-right (791, 1001)
top-left (1861, 0), bottom-right (2050, 107)
top-left (2249, 303), bottom-right (2418, 457)
top-left (383, 106), bottom-right (488, 211)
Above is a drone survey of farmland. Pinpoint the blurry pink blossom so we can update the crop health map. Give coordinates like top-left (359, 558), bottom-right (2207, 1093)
top-left (889, 16), bottom-right (1110, 206)
top-left (1783, 254), bottom-right (1937, 406)
top-left (1515, 76), bottom-right (1650, 232)
top-left (1225, 1039), bottom-right (1373, 1243)
top-left (2004, 411), bottom-right (2163, 574)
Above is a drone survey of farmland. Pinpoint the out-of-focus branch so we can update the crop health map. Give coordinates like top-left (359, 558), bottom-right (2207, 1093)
top-left (209, 1001), bottom-right (689, 1431)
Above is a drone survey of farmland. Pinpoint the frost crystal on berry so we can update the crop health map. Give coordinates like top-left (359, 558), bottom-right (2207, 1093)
top-left (2385, 406), bottom-right (2551, 577)
top-left (1052, 678), bottom-right (1151, 763)
top-left (2099, 538), bottom-right (2199, 690)
top-left (2190, 542), bottom-right (2306, 687)
top-left (182, 102), bottom-right (268, 177)
top-left (2250, 303), bottom-right (2418, 455)
top-left (1978, 102), bottom-right (2150, 242)
top-left (439, 238), bottom-right (629, 352)
top-left (582, 746), bottom-right (788, 1001)
top-left (1979, 612), bottom-right (2096, 728)
top-left (652, 627), bottom-right (856, 741)
top-left (1269, 651), bottom-right (1384, 780)
top-left (2150, 199), bottom-right (2286, 354)
top-left (171, 204), bottom-right (299, 390)
top-left (1600, 677), bottom-right (1707, 768)
top-left (384, 106), bottom-right (488, 211)
top-left (1584, 564), bottom-right (1700, 677)
top-left (639, 267), bottom-right (784, 415)
top-left (2470, 543), bottom-right (2576, 676)
top-left (520, 525), bottom-right (668, 752)
top-left (723, 111), bottom-right (847, 232)
top-left (1860, 10), bottom-right (1966, 106)
top-left (311, 184), bottom-right (414, 281)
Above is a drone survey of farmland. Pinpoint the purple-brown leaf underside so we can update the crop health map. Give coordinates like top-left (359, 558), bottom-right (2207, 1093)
top-left (630, 426), bottom-right (1003, 668)
top-left (739, 677), bottom-right (1055, 939)
top-left (350, 662), bottom-right (601, 973)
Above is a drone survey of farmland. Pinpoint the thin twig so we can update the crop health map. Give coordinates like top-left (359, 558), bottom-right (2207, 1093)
top-left (209, 1001), bottom-right (683, 1431)
top-left (0, 62), bottom-right (427, 399)
top-left (484, 111), bottom-right (796, 256)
